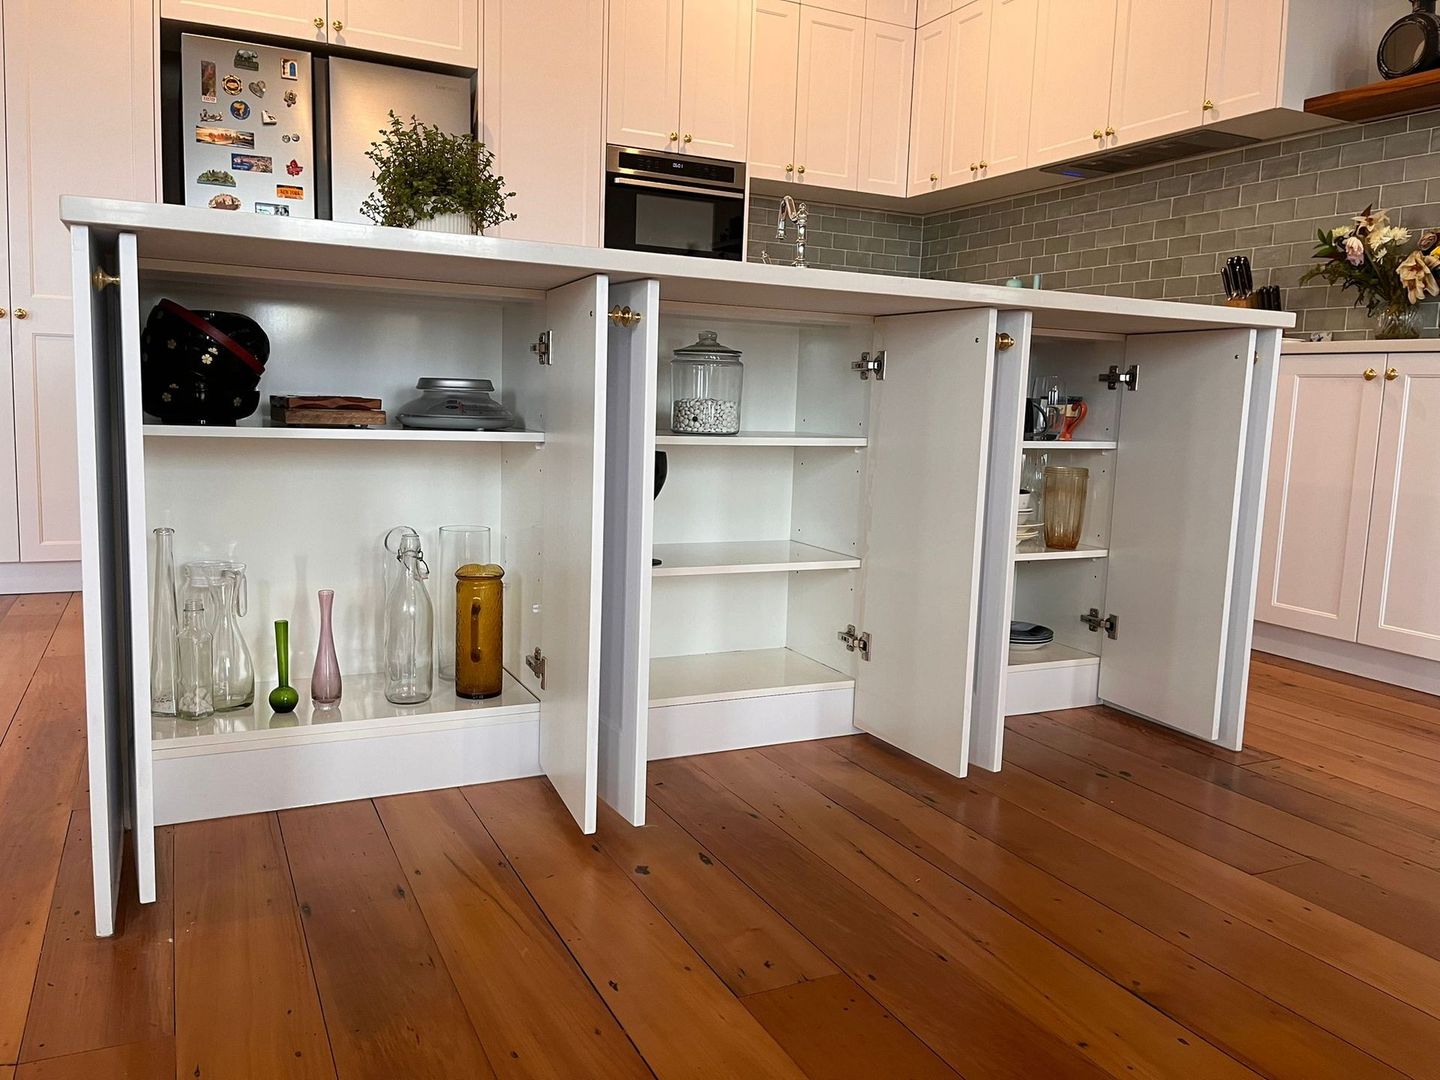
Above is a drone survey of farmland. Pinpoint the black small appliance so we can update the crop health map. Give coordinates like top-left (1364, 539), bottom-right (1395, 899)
top-left (1379, 1), bottom-right (1440, 79)
top-left (604, 146), bottom-right (746, 260)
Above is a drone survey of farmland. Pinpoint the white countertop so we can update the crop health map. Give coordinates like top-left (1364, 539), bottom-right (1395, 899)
top-left (62, 198), bottom-right (1294, 337)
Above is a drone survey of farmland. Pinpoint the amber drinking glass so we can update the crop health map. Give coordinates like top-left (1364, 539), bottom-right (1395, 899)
top-left (1043, 466), bottom-right (1089, 551)
top-left (455, 564), bottom-right (504, 700)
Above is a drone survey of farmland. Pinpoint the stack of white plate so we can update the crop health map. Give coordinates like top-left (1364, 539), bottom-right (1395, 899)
top-left (1016, 490), bottom-right (1043, 548)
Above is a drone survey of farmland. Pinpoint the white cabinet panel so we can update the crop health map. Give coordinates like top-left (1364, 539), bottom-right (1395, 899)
top-left (679, 0), bottom-right (752, 158)
top-left (1358, 359), bottom-right (1440, 661)
top-left (906, 14), bottom-right (950, 195)
top-left (1109, 0), bottom-right (1209, 146)
top-left (1256, 357), bottom-right (1382, 641)
top-left (329, 0), bottom-right (479, 67)
top-left (1027, 0), bottom-right (1117, 166)
top-left (5, 0), bottom-right (155, 563)
top-left (857, 19), bottom-right (914, 196)
top-left (1100, 330), bottom-right (1254, 742)
top-left (854, 309), bottom-right (995, 777)
top-left (806, 0), bottom-right (866, 14)
top-left (1204, 0), bottom-right (1283, 123)
top-left (941, 0), bottom-right (989, 186)
top-left (979, 0), bottom-right (1036, 179)
top-left (483, 0), bottom-right (604, 245)
top-left (794, 8), bottom-right (865, 188)
top-left (161, 0), bottom-right (326, 41)
top-left (866, 0), bottom-right (917, 25)
top-left (916, 0), bottom-right (952, 24)
top-left (749, 0), bottom-right (802, 182)
top-left (0, 14), bottom-right (15, 566)
top-left (608, 0), bottom-right (684, 151)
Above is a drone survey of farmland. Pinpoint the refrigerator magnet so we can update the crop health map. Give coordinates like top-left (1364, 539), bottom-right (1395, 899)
top-left (280, 58), bottom-right (299, 80)
top-left (231, 153), bottom-right (272, 173)
top-left (230, 100), bottom-right (251, 120)
top-left (286, 159), bottom-right (303, 176)
top-left (195, 127), bottom-right (255, 149)
top-left (283, 90), bottom-right (297, 107)
top-left (199, 109), bottom-right (223, 123)
top-left (223, 74), bottom-right (243, 95)
top-left (255, 203), bottom-right (291, 216)
top-left (200, 61), bottom-right (217, 102)
top-left (234, 49), bottom-right (260, 71)
top-left (197, 168), bottom-right (236, 187)
top-left (275, 185), bottom-right (303, 200)
top-left (260, 110), bottom-right (277, 126)
top-left (207, 193), bottom-right (241, 210)
top-left (248, 80), bottom-right (266, 98)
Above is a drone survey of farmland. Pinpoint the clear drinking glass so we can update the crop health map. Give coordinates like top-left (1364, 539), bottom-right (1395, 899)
top-left (150, 528), bottom-right (179, 716)
top-left (1043, 466), bottom-right (1089, 551)
top-left (384, 526), bottom-right (434, 705)
top-left (436, 526), bottom-right (492, 679)
top-left (176, 599), bottom-right (214, 721)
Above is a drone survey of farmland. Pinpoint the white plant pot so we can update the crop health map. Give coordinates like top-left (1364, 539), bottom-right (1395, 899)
top-left (413, 213), bottom-right (475, 235)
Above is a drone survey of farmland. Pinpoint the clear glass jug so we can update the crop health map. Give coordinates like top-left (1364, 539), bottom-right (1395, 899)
top-left (182, 560), bottom-right (254, 710)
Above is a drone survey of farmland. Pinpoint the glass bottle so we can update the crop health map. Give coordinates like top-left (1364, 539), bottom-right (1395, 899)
top-left (176, 599), bottom-right (214, 721)
top-left (384, 527), bottom-right (434, 705)
top-left (436, 525), bottom-right (491, 679)
top-left (150, 527), bottom-right (179, 716)
top-left (455, 563), bottom-right (504, 699)
top-left (211, 567), bottom-right (254, 710)
top-left (311, 589), bottom-right (342, 705)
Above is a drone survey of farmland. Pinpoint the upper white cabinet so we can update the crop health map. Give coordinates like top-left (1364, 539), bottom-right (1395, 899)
top-left (856, 19), bottom-right (914, 196)
top-left (749, 0), bottom-right (802, 181)
top-left (1108, 0), bottom-right (1211, 146)
top-left (916, 0), bottom-right (951, 23)
top-left (866, 0), bottom-right (918, 25)
top-left (978, 0), bottom-right (1036, 179)
top-left (1027, 0), bottom-right (1117, 165)
top-left (161, 0), bottom-right (479, 66)
top-left (5, 0), bottom-right (156, 565)
top-left (793, 7), bottom-right (866, 188)
top-left (939, 0), bottom-right (990, 187)
top-left (607, 0), bottom-right (751, 158)
top-left (906, 13), bottom-right (951, 195)
top-left (1203, 0), bottom-right (1284, 124)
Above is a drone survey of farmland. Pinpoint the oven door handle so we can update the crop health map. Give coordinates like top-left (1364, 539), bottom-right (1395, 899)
top-left (612, 176), bottom-right (746, 200)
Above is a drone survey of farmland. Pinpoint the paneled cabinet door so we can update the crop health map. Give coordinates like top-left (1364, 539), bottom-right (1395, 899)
top-left (608, 0), bottom-right (684, 152)
top-left (979, 0), bottom-right (1037, 179)
top-left (749, 0), bottom-right (801, 182)
top-left (5, 0), bottom-right (156, 563)
top-left (857, 19), bottom-right (914, 196)
top-left (1255, 357), bottom-right (1383, 641)
top-left (916, 0), bottom-right (952, 24)
top-left (940, 0), bottom-right (989, 188)
top-left (1109, 0), bottom-right (1209, 146)
top-left (0, 23), bottom-right (16, 567)
top-left (328, 0), bottom-right (479, 67)
top-left (793, 7), bottom-right (866, 188)
top-left (1027, 0), bottom-right (1118, 166)
top-left (678, 0), bottom-right (752, 158)
top-left (159, 0), bottom-right (326, 41)
top-left (1204, 0), bottom-right (1283, 124)
top-left (1357, 358), bottom-right (1440, 661)
top-left (866, 0), bottom-right (918, 25)
top-left (906, 14), bottom-right (951, 195)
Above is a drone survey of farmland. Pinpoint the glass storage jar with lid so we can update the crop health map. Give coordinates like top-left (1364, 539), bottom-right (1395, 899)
top-left (670, 330), bottom-right (743, 435)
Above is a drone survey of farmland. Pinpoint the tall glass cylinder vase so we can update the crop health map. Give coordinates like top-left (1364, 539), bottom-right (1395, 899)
top-left (436, 526), bottom-right (491, 679)
top-left (150, 527), bottom-right (179, 716)
top-left (1043, 466), bottom-right (1089, 551)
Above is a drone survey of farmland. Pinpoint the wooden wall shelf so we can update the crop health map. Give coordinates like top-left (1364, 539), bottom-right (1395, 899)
top-left (1306, 69), bottom-right (1440, 124)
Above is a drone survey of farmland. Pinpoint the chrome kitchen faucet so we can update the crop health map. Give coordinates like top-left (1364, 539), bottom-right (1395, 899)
top-left (776, 195), bottom-right (808, 268)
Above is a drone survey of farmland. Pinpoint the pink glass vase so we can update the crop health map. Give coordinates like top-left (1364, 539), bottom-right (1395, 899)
top-left (311, 589), bottom-right (342, 704)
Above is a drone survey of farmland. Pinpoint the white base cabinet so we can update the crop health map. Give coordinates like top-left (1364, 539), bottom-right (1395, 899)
top-left (64, 198), bottom-right (1285, 935)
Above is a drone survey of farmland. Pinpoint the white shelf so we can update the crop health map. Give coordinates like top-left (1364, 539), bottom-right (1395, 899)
top-left (1022, 440), bottom-right (1117, 451)
top-left (1007, 642), bottom-right (1100, 671)
top-left (151, 669), bottom-right (538, 753)
top-left (656, 430), bottom-right (867, 447)
top-left (651, 540), bottom-right (860, 577)
top-left (649, 648), bottom-right (854, 707)
top-left (143, 424), bottom-right (545, 444)
top-left (1014, 544), bottom-right (1109, 562)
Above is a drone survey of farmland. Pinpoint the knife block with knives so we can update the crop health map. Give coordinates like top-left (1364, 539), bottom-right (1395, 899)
top-left (1220, 255), bottom-right (1284, 311)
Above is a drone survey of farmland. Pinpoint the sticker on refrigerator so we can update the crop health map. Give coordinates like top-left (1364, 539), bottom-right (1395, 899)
top-left (195, 126), bottom-right (255, 148)
top-left (260, 110), bottom-right (277, 126)
top-left (230, 100), bottom-right (251, 120)
top-left (280, 58), bottom-right (300, 80)
top-left (234, 49), bottom-right (260, 71)
top-left (248, 80), bottom-right (266, 98)
top-left (207, 193), bottom-right (241, 210)
top-left (255, 202), bottom-right (290, 216)
top-left (275, 185), bottom-right (304, 200)
top-left (199, 108), bottom-right (223, 123)
top-left (197, 168), bottom-right (236, 187)
top-left (222, 74), bottom-right (243, 96)
top-left (200, 61), bottom-right (217, 102)
top-left (285, 159), bottom-right (303, 176)
top-left (231, 153), bottom-right (272, 173)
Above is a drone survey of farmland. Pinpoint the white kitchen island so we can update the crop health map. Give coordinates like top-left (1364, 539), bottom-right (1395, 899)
top-left (63, 198), bottom-right (1291, 935)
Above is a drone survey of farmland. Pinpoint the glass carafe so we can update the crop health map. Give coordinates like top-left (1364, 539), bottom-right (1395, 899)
top-left (384, 526), bottom-right (434, 705)
top-left (211, 568), bottom-right (255, 710)
top-left (455, 563), bottom-right (504, 700)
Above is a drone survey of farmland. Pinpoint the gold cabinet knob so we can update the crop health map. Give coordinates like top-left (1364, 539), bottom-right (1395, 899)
top-left (0, 308), bottom-right (7, 319)
top-left (1363, 367), bottom-right (1378, 380)
top-left (313, 15), bottom-right (324, 28)
top-left (797, 164), bottom-right (805, 174)
top-left (332, 18), bottom-right (343, 30)
top-left (13, 308), bottom-right (27, 320)
top-left (1093, 128), bottom-right (1103, 139)
top-left (1104, 128), bottom-right (1114, 138)
top-left (1386, 367), bottom-right (1400, 381)
top-left (785, 163), bottom-right (794, 173)
top-left (1203, 99), bottom-right (1215, 110)
top-left (996, 332), bottom-right (1016, 351)
top-left (979, 160), bottom-right (989, 168)
top-left (669, 131), bottom-right (679, 142)
top-left (682, 133), bottom-right (692, 143)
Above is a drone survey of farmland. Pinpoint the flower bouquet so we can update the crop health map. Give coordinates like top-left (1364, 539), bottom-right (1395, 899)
top-left (1301, 207), bottom-right (1440, 339)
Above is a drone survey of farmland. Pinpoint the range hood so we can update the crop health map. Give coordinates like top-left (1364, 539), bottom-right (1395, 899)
top-left (1041, 128), bottom-right (1258, 180)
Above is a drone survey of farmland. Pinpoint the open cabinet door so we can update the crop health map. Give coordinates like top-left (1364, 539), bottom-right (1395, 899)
top-left (1100, 329), bottom-right (1255, 742)
top-left (536, 276), bottom-right (608, 832)
top-left (72, 227), bottom-right (146, 935)
top-left (852, 309), bottom-right (996, 777)
top-left (598, 279), bottom-right (658, 826)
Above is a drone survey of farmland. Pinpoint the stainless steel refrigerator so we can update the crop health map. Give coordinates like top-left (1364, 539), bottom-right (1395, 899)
top-left (179, 33), bottom-right (472, 223)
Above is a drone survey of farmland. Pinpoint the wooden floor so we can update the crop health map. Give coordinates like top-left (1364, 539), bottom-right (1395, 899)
top-left (4, 595), bottom-right (1440, 1077)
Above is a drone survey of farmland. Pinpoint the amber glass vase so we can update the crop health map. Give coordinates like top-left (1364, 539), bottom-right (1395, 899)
top-left (455, 564), bottom-right (504, 700)
top-left (1043, 466), bottom-right (1089, 551)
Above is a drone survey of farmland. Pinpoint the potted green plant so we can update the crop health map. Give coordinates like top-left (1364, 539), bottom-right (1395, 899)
top-left (1301, 206), bottom-right (1440, 339)
top-left (360, 111), bottom-right (516, 236)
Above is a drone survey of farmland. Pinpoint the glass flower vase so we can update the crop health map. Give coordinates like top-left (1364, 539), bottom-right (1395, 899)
top-left (311, 589), bottom-right (342, 705)
top-left (1376, 304), bottom-right (1421, 340)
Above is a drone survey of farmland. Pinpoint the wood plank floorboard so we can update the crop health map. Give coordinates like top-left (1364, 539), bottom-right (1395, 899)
top-left (5, 590), bottom-right (1440, 1080)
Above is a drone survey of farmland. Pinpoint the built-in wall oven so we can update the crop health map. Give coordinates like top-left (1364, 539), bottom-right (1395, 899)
top-left (604, 145), bottom-right (746, 260)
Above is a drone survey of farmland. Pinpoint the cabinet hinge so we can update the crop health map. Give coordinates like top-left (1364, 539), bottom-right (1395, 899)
top-left (1098, 364), bottom-right (1139, 391)
top-left (853, 351), bottom-right (886, 381)
top-left (838, 624), bottom-right (872, 660)
top-left (525, 646), bottom-right (548, 689)
top-left (531, 330), bottom-right (553, 366)
top-left (1081, 608), bottom-right (1118, 640)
